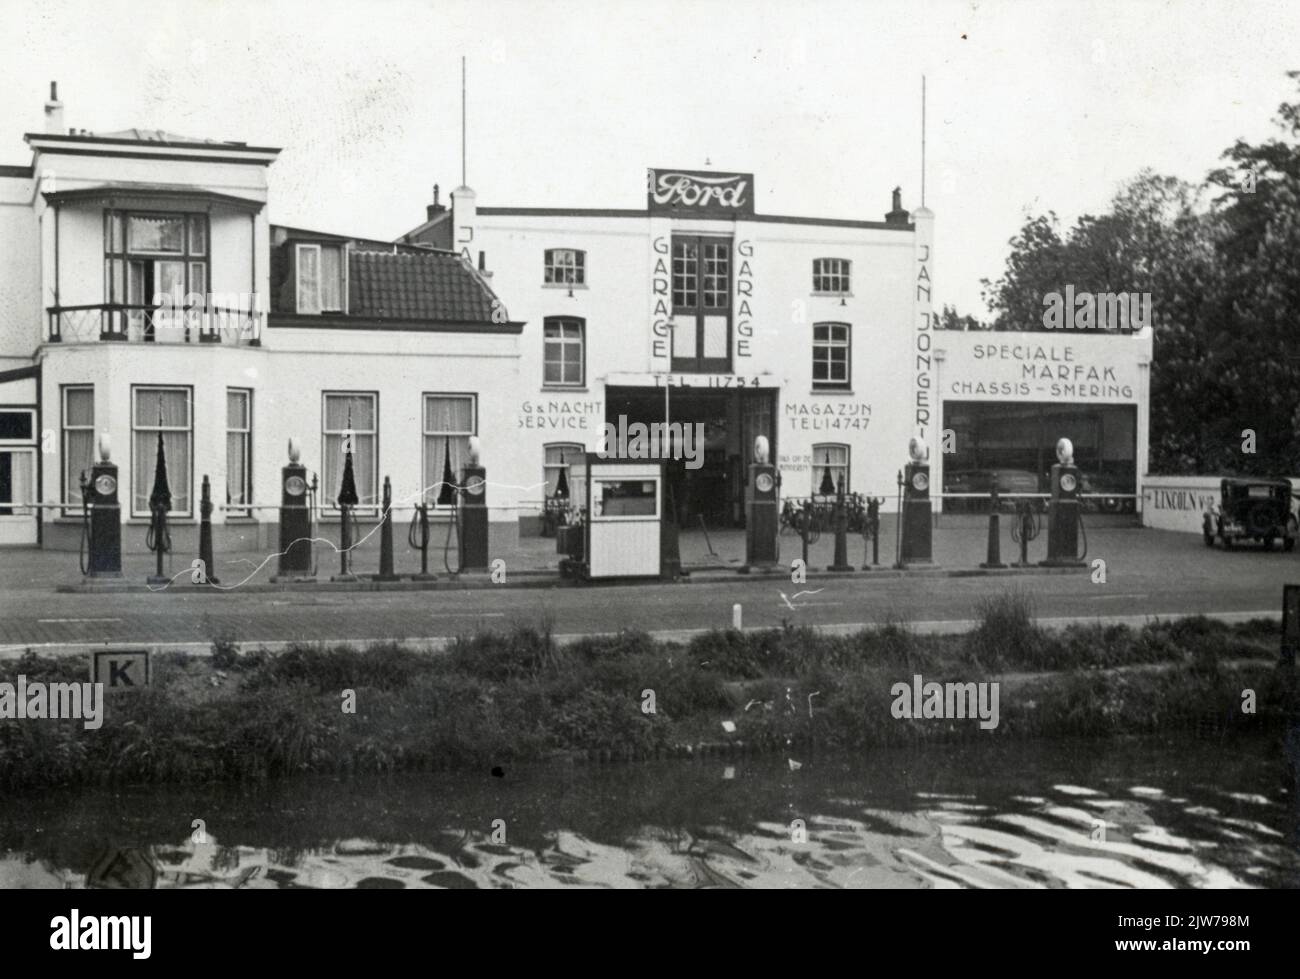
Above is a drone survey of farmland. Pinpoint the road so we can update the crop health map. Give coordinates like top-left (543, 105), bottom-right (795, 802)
top-left (0, 546), bottom-right (1289, 654)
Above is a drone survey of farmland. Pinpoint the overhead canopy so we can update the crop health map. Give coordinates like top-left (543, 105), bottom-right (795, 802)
top-left (42, 181), bottom-right (265, 212)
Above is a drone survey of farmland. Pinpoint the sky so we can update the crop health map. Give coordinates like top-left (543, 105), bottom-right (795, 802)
top-left (3, 0), bottom-right (1298, 317)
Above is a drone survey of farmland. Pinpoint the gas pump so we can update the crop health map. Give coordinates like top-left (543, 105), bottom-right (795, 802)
top-left (458, 436), bottom-right (488, 572)
top-left (274, 439), bottom-right (316, 581)
top-left (1042, 437), bottom-right (1087, 567)
top-left (79, 433), bottom-right (122, 578)
top-left (743, 435), bottom-right (779, 572)
top-left (898, 435), bottom-right (934, 566)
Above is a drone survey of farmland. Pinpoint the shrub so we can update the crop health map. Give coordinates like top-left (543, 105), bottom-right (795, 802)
top-left (966, 589), bottom-right (1042, 669)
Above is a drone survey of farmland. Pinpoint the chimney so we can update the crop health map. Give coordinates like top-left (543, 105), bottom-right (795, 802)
top-left (885, 185), bottom-right (911, 226)
top-left (426, 183), bottom-right (445, 221)
top-left (44, 81), bottom-right (64, 135)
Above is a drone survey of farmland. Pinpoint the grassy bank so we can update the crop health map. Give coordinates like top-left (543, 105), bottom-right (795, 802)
top-left (1, 595), bottom-right (1296, 791)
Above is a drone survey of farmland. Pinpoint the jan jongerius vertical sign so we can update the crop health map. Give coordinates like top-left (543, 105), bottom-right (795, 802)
top-left (914, 208), bottom-right (934, 442)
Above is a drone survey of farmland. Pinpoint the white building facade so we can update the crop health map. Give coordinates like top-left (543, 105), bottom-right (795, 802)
top-left (0, 89), bottom-right (1154, 555)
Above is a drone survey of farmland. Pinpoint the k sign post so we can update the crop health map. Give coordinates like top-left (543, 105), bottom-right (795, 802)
top-left (93, 649), bottom-right (151, 691)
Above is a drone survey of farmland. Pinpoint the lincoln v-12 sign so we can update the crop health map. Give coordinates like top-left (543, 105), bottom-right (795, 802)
top-left (647, 168), bottom-right (754, 217)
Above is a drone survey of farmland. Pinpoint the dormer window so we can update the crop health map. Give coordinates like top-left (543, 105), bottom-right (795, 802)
top-left (813, 257), bottom-right (851, 295)
top-left (296, 243), bottom-right (347, 313)
top-left (544, 249), bottom-right (585, 286)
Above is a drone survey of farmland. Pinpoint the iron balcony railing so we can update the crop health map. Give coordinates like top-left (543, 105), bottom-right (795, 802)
top-left (47, 303), bottom-right (262, 345)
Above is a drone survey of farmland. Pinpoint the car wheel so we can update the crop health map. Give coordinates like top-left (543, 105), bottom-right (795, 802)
top-left (1223, 535), bottom-right (1234, 551)
top-left (1264, 536), bottom-right (1275, 552)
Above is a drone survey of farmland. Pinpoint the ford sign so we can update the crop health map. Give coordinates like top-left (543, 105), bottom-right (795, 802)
top-left (647, 168), bottom-right (754, 217)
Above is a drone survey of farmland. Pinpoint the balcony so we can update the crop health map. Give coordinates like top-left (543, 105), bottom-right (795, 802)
top-left (46, 304), bottom-right (262, 345)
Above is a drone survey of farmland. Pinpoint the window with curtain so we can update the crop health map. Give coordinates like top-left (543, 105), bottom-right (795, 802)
top-left (226, 389), bottom-right (252, 513)
top-left (811, 443), bottom-right (850, 495)
top-left (543, 317), bottom-right (585, 386)
top-left (812, 322), bottom-right (851, 389)
top-left (322, 393), bottom-right (377, 508)
top-left (132, 387), bottom-right (192, 516)
top-left (543, 443), bottom-right (583, 500)
top-left (297, 243), bottom-right (346, 313)
top-left (423, 394), bottom-right (476, 505)
top-left (62, 386), bottom-right (94, 514)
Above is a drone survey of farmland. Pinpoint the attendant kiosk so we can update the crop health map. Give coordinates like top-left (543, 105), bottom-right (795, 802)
top-left (583, 455), bottom-right (664, 580)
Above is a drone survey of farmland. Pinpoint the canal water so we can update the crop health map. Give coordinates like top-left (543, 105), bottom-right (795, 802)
top-left (1, 736), bottom-right (1296, 889)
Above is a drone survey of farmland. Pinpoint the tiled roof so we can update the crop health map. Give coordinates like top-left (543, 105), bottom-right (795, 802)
top-left (348, 249), bottom-right (499, 322)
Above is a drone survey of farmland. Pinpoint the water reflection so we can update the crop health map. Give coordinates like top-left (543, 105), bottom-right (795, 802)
top-left (1, 737), bottom-right (1295, 889)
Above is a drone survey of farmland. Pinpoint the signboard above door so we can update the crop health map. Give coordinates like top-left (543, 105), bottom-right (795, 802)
top-left (647, 169), bottom-right (754, 218)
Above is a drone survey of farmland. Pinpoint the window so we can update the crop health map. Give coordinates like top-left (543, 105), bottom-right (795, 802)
top-left (423, 394), bottom-right (476, 506)
top-left (226, 389), bottom-right (253, 514)
top-left (813, 258), bottom-right (851, 294)
top-left (132, 387), bottom-right (192, 516)
top-left (812, 444), bottom-right (850, 495)
top-left (812, 322), bottom-right (851, 389)
top-left (543, 317), bottom-right (585, 386)
top-left (544, 249), bottom-right (586, 285)
top-left (671, 235), bottom-right (732, 372)
top-left (593, 479), bottom-right (658, 518)
top-left (544, 443), bottom-right (584, 500)
top-left (296, 243), bottom-right (347, 314)
top-left (322, 393), bottom-right (377, 509)
top-left (62, 386), bottom-right (94, 514)
top-left (104, 211), bottom-right (209, 339)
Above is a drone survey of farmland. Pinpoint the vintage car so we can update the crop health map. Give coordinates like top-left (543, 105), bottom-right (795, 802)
top-left (1202, 477), bottom-right (1297, 551)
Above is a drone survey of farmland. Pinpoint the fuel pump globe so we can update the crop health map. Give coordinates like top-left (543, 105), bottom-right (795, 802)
top-left (97, 432), bottom-right (111, 463)
top-left (753, 435), bottom-right (769, 465)
top-left (1056, 437), bottom-right (1074, 466)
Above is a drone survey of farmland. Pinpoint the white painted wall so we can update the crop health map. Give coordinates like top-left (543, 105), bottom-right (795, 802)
top-left (0, 174), bottom-right (41, 358)
top-left (466, 205), bottom-right (920, 506)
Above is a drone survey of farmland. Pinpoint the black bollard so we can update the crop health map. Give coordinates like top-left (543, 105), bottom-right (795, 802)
top-left (374, 476), bottom-right (398, 581)
top-left (828, 478), bottom-right (853, 571)
top-left (862, 496), bottom-right (883, 569)
top-left (198, 475), bottom-right (219, 584)
top-left (980, 476), bottom-right (1006, 569)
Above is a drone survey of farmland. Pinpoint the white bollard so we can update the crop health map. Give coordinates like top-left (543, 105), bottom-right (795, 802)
top-left (732, 603), bottom-right (742, 629)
